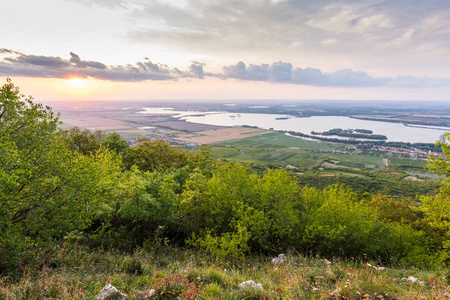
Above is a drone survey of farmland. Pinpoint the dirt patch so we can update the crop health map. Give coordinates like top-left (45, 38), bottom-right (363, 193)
top-left (148, 120), bottom-right (224, 132)
top-left (61, 117), bottom-right (133, 131)
top-left (175, 127), bottom-right (272, 144)
top-left (403, 176), bottom-right (423, 181)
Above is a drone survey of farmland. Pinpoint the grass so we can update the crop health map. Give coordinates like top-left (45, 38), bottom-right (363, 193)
top-left (210, 133), bottom-right (435, 177)
top-left (209, 146), bottom-right (241, 158)
top-left (390, 158), bottom-right (428, 171)
top-left (1, 246), bottom-right (449, 299)
top-left (212, 133), bottom-right (382, 171)
top-left (219, 132), bottom-right (345, 150)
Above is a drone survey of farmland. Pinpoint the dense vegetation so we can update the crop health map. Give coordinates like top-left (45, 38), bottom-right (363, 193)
top-left (288, 130), bottom-right (441, 152)
top-left (311, 128), bottom-right (387, 140)
top-left (2, 80), bottom-right (450, 298)
top-left (295, 171), bottom-right (439, 199)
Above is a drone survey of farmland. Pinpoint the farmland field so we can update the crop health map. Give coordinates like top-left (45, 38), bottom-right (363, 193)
top-left (209, 132), bottom-right (382, 170)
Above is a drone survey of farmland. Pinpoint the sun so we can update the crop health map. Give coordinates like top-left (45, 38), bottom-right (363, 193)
top-left (68, 78), bottom-right (86, 88)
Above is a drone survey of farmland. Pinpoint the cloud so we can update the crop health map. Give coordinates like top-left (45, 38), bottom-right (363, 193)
top-left (1, 49), bottom-right (449, 88)
top-left (0, 48), bottom-right (23, 55)
top-left (69, 52), bottom-right (107, 69)
top-left (223, 62), bottom-right (269, 81)
top-left (0, 51), bottom-right (179, 81)
top-left (220, 61), bottom-right (450, 88)
top-left (221, 62), bottom-right (384, 87)
top-left (5, 55), bottom-right (71, 68)
top-left (64, 0), bottom-right (129, 9)
top-left (269, 62), bottom-right (292, 82)
top-left (189, 61), bottom-right (205, 79)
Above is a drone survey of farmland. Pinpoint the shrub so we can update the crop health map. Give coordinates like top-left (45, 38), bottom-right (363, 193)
top-left (187, 222), bottom-right (251, 260)
top-left (122, 257), bottom-right (143, 275)
top-left (152, 273), bottom-right (203, 300)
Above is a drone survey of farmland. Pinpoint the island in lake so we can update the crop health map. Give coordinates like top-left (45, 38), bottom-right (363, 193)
top-left (311, 128), bottom-right (388, 140)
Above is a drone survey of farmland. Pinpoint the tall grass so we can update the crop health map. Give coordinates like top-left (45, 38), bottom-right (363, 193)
top-left (1, 246), bottom-right (448, 299)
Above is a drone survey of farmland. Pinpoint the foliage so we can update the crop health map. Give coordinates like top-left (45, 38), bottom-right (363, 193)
top-left (122, 256), bottom-right (143, 275)
top-left (187, 222), bottom-right (251, 260)
top-left (311, 128), bottom-right (387, 140)
top-left (1, 247), bottom-right (448, 300)
top-left (370, 194), bottom-right (419, 224)
top-left (296, 171), bottom-right (439, 199)
top-left (123, 138), bottom-right (188, 172)
top-left (60, 126), bottom-right (105, 155)
top-left (88, 167), bottom-right (179, 250)
top-left (414, 133), bottom-right (450, 262)
top-left (2, 79), bottom-right (448, 278)
top-left (101, 131), bottom-right (129, 155)
top-left (301, 185), bottom-right (379, 258)
top-left (152, 273), bottom-right (203, 299)
top-left (0, 79), bottom-right (122, 274)
top-left (180, 163), bottom-right (303, 254)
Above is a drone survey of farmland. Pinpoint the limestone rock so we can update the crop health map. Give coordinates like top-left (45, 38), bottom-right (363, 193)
top-left (323, 258), bottom-right (333, 266)
top-left (407, 276), bottom-right (425, 286)
top-left (271, 254), bottom-right (285, 265)
top-left (97, 284), bottom-right (127, 300)
top-left (239, 280), bottom-right (263, 290)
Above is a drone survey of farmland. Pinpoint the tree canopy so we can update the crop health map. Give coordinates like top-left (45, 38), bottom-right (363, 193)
top-left (0, 79), bottom-right (122, 272)
top-left (1, 78), bottom-right (448, 276)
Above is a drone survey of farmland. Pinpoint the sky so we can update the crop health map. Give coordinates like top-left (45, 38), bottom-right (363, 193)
top-left (1, 0), bottom-right (450, 101)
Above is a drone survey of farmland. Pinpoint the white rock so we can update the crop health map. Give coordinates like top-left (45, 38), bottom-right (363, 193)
top-left (271, 254), bottom-right (285, 265)
top-left (367, 263), bottom-right (386, 270)
top-left (407, 276), bottom-right (425, 286)
top-left (239, 280), bottom-right (263, 290)
top-left (324, 259), bottom-right (333, 266)
top-left (97, 284), bottom-right (127, 300)
top-left (139, 288), bottom-right (155, 299)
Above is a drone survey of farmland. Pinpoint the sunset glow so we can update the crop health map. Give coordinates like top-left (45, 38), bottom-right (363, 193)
top-left (68, 78), bottom-right (86, 88)
top-left (1, 0), bottom-right (450, 101)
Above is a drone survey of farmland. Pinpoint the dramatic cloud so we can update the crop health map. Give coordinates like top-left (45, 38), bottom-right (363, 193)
top-left (220, 61), bottom-right (450, 88)
top-left (1, 49), bottom-right (450, 88)
top-left (189, 61), bottom-right (205, 79)
top-left (223, 62), bottom-right (269, 81)
top-left (0, 51), bottom-right (178, 81)
top-left (5, 55), bottom-right (70, 69)
top-left (69, 52), bottom-right (107, 69)
top-left (0, 48), bottom-right (23, 55)
top-left (119, 0), bottom-right (450, 76)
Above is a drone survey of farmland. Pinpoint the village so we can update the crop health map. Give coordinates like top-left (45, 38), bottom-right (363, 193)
top-left (363, 144), bottom-right (441, 158)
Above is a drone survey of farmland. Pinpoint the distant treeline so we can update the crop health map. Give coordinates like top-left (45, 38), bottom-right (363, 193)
top-left (296, 171), bottom-right (439, 199)
top-left (351, 116), bottom-right (450, 127)
top-left (287, 131), bottom-right (441, 153)
top-left (311, 128), bottom-right (387, 140)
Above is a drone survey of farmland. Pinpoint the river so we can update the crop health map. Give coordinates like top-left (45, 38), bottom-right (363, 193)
top-left (138, 108), bottom-right (449, 144)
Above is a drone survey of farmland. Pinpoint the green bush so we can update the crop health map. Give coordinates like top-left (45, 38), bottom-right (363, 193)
top-left (122, 256), bottom-right (144, 275)
top-left (0, 79), bottom-right (122, 275)
top-left (187, 222), bottom-right (251, 260)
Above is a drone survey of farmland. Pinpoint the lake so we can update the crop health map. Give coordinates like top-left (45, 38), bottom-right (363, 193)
top-left (138, 108), bottom-right (449, 144)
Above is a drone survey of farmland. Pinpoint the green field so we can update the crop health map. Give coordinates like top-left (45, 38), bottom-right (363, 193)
top-left (209, 132), bottom-right (389, 171)
top-left (199, 131), bottom-right (441, 198)
top-left (390, 157), bottom-right (428, 170)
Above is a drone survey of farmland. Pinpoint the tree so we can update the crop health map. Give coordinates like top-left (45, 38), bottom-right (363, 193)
top-left (0, 79), bottom-right (122, 274)
top-left (89, 167), bottom-right (179, 250)
top-left (123, 138), bottom-right (188, 171)
top-left (60, 126), bottom-right (105, 155)
top-left (101, 131), bottom-right (129, 155)
top-left (413, 133), bottom-right (450, 262)
top-left (180, 162), bottom-right (303, 254)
